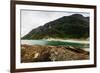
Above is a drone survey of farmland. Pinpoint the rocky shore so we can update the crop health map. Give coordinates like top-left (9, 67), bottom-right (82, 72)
top-left (21, 44), bottom-right (89, 63)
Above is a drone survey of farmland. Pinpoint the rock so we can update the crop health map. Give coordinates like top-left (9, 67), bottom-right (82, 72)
top-left (21, 44), bottom-right (89, 63)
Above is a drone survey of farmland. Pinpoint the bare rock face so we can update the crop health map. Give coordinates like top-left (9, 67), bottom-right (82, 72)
top-left (21, 44), bottom-right (89, 63)
top-left (21, 45), bottom-right (51, 62)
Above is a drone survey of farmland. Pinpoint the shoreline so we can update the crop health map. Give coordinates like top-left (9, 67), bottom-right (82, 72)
top-left (21, 44), bottom-right (89, 63)
top-left (43, 38), bottom-right (89, 44)
top-left (22, 38), bottom-right (89, 44)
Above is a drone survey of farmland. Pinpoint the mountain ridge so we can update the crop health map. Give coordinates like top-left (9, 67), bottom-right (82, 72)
top-left (22, 14), bottom-right (89, 39)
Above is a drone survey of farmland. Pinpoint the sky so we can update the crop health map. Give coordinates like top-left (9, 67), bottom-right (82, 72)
top-left (21, 10), bottom-right (89, 37)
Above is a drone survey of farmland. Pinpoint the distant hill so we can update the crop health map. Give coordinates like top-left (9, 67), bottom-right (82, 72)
top-left (22, 14), bottom-right (89, 39)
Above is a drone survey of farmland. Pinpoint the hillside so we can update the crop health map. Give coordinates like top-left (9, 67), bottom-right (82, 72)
top-left (22, 14), bottom-right (89, 39)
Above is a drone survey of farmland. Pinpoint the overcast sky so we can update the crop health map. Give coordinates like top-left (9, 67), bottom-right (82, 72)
top-left (21, 10), bottom-right (89, 37)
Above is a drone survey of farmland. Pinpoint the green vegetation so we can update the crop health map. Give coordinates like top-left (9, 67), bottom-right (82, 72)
top-left (22, 14), bottom-right (89, 39)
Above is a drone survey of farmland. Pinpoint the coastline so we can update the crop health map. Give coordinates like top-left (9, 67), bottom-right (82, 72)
top-left (21, 39), bottom-right (89, 52)
top-left (21, 44), bottom-right (89, 63)
top-left (44, 38), bottom-right (89, 44)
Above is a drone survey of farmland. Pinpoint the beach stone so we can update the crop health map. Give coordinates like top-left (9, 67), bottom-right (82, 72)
top-left (21, 44), bottom-right (89, 63)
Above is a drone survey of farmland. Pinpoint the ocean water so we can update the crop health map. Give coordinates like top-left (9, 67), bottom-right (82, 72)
top-left (21, 40), bottom-right (89, 49)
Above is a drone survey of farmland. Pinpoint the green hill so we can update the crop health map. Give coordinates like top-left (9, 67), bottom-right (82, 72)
top-left (22, 14), bottom-right (89, 39)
